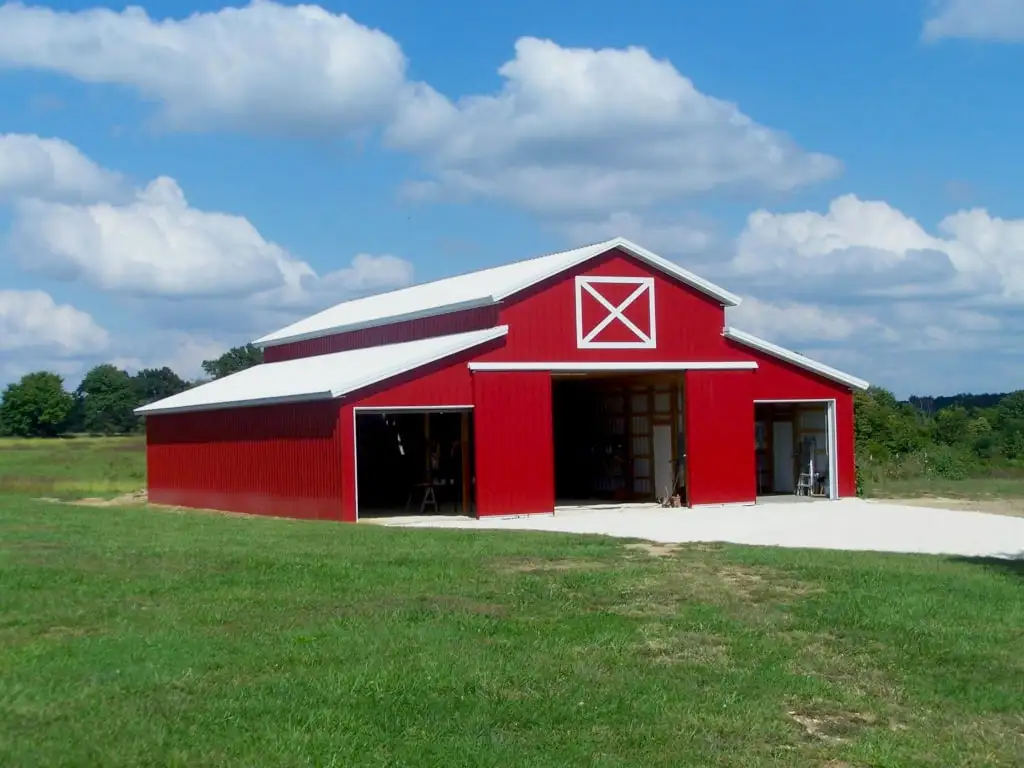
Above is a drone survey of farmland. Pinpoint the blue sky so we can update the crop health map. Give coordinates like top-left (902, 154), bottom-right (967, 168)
top-left (1, 0), bottom-right (1024, 396)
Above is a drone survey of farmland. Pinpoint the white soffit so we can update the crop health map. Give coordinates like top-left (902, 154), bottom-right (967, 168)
top-left (136, 326), bottom-right (509, 416)
top-left (254, 237), bottom-right (741, 348)
top-left (724, 327), bottom-right (870, 391)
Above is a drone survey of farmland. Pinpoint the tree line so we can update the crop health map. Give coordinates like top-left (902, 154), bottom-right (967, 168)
top-left (855, 386), bottom-right (1024, 488)
top-left (0, 345), bottom-right (263, 438)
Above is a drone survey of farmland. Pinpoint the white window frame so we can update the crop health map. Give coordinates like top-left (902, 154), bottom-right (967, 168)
top-left (575, 276), bottom-right (657, 350)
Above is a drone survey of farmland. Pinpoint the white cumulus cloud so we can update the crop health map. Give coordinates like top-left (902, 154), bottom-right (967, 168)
top-left (389, 37), bottom-right (840, 214)
top-left (0, 1), bottom-right (415, 134)
top-left (0, 289), bottom-right (109, 354)
top-left (923, 0), bottom-right (1024, 42)
top-left (0, 133), bottom-right (123, 202)
top-left (8, 174), bottom-right (416, 304)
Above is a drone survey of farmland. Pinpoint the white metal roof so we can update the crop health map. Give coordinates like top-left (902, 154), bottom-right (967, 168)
top-left (254, 237), bottom-right (742, 348)
top-left (136, 326), bottom-right (509, 416)
top-left (724, 327), bottom-right (870, 391)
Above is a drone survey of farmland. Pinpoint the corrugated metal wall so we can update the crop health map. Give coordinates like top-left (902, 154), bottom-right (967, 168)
top-left (264, 306), bottom-right (500, 362)
top-left (684, 370), bottom-right (757, 506)
top-left (473, 371), bottom-right (554, 516)
top-left (146, 401), bottom-right (344, 520)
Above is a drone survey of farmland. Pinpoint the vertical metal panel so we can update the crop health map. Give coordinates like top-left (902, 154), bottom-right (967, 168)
top-left (146, 401), bottom-right (344, 520)
top-left (339, 404), bottom-right (357, 522)
top-left (264, 305), bottom-right (500, 362)
top-left (835, 395), bottom-right (856, 498)
top-left (685, 370), bottom-right (757, 506)
top-left (350, 352), bottom-right (477, 408)
top-left (473, 371), bottom-right (554, 516)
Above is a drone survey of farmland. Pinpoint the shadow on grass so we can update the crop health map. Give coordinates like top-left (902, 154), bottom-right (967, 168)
top-left (948, 553), bottom-right (1024, 579)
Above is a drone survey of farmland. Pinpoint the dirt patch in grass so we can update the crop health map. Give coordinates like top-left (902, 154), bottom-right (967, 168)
top-left (786, 632), bottom-right (903, 701)
top-left (68, 490), bottom-right (148, 507)
top-left (636, 624), bottom-right (731, 666)
top-left (624, 542), bottom-right (683, 557)
top-left (492, 557), bottom-right (610, 574)
top-left (788, 709), bottom-right (879, 744)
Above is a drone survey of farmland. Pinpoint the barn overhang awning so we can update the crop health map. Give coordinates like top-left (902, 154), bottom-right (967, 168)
top-left (724, 327), bottom-right (869, 391)
top-left (135, 326), bottom-right (510, 416)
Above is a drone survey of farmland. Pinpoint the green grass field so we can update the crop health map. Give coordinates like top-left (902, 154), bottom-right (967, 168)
top-left (0, 436), bottom-right (145, 497)
top-left (1, 437), bottom-right (1023, 765)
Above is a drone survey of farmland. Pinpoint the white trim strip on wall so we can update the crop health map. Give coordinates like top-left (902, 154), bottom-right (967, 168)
top-left (468, 361), bottom-right (757, 372)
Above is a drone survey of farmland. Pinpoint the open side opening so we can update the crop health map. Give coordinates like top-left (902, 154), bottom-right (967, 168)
top-left (754, 400), bottom-right (837, 501)
top-left (552, 374), bottom-right (686, 507)
top-left (355, 409), bottom-right (475, 519)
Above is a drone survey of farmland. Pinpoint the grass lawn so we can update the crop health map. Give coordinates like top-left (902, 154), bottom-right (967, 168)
top-left (2, 497), bottom-right (1023, 767)
top-left (0, 436), bottom-right (145, 498)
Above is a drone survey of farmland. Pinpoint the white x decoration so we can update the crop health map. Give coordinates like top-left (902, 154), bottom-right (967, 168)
top-left (575, 276), bottom-right (657, 349)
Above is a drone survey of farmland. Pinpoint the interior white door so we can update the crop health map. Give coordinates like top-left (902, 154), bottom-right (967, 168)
top-left (653, 424), bottom-right (673, 500)
top-left (772, 421), bottom-right (794, 493)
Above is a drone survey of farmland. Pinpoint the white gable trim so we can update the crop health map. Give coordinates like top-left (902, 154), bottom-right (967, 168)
top-left (468, 361), bottom-right (757, 372)
top-left (493, 237), bottom-right (741, 306)
top-left (724, 327), bottom-right (869, 391)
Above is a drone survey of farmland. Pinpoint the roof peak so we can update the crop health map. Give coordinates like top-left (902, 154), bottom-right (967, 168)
top-left (255, 237), bottom-right (740, 348)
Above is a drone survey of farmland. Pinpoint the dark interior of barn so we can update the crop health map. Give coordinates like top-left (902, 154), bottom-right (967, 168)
top-left (552, 375), bottom-right (686, 505)
top-left (355, 411), bottom-right (473, 517)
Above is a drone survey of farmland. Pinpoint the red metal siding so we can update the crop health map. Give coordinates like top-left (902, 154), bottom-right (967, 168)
top-left (835, 395), bottom-right (856, 498)
top-left (685, 370), bottom-right (757, 506)
top-left (146, 401), bottom-right (344, 520)
top-left (340, 404), bottom-right (357, 522)
top-left (264, 305), bottom-right (500, 362)
top-left (473, 371), bottom-right (554, 516)
top-left (477, 248), bottom-right (743, 364)
top-left (734, 342), bottom-right (858, 498)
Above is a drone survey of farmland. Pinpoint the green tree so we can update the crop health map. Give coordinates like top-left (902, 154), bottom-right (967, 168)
top-left (0, 372), bottom-right (74, 437)
top-left (77, 364), bottom-right (138, 435)
top-left (932, 406), bottom-right (970, 447)
top-left (133, 367), bottom-right (188, 406)
top-left (201, 344), bottom-right (263, 380)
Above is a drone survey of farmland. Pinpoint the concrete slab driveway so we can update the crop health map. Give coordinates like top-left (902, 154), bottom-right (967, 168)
top-left (385, 498), bottom-right (1024, 559)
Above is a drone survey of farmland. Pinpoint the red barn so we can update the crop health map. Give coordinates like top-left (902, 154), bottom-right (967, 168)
top-left (137, 238), bottom-right (869, 522)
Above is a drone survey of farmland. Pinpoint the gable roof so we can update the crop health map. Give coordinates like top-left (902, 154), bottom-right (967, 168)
top-left (724, 327), bottom-right (870, 391)
top-left (136, 326), bottom-right (508, 416)
top-left (254, 237), bottom-right (741, 348)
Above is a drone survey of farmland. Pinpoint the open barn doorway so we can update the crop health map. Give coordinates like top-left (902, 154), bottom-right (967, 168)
top-left (754, 400), bottom-right (837, 500)
top-left (552, 374), bottom-right (686, 507)
top-left (354, 409), bottom-right (474, 519)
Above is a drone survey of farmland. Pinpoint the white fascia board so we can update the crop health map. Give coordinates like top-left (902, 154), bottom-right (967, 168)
top-left (468, 361), bottom-right (757, 372)
top-left (724, 327), bottom-right (870, 391)
top-left (253, 296), bottom-right (499, 348)
top-left (135, 390), bottom-right (333, 416)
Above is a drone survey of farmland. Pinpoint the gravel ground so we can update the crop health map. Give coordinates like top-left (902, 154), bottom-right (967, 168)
top-left (382, 498), bottom-right (1024, 559)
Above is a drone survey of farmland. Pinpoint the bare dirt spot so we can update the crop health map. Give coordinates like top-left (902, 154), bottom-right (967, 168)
top-left (873, 496), bottom-right (1024, 518)
top-left (493, 557), bottom-right (609, 574)
top-left (788, 710), bottom-right (877, 743)
top-left (624, 542), bottom-right (683, 558)
top-left (69, 490), bottom-right (148, 507)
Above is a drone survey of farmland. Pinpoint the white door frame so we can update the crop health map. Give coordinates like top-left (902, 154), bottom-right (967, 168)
top-left (754, 398), bottom-right (839, 500)
top-left (351, 405), bottom-right (474, 521)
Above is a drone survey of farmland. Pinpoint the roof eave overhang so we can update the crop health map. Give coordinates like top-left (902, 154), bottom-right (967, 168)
top-left (137, 325), bottom-right (511, 417)
top-left (253, 296), bottom-right (500, 349)
top-left (724, 326), bottom-right (870, 391)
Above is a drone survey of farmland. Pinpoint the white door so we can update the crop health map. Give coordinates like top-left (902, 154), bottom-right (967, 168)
top-left (772, 421), bottom-right (794, 493)
top-left (653, 424), bottom-right (674, 500)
